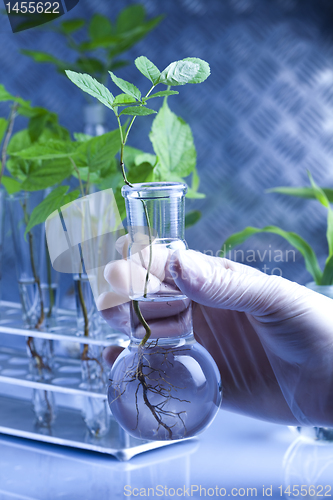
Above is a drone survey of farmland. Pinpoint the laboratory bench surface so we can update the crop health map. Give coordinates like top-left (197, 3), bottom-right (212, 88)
top-left (1, 408), bottom-right (330, 500)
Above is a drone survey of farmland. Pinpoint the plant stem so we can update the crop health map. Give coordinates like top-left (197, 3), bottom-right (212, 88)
top-left (22, 198), bottom-right (45, 329)
top-left (77, 273), bottom-right (89, 338)
top-left (69, 157), bottom-right (85, 196)
top-left (21, 199), bottom-right (51, 389)
top-left (28, 231), bottom-right (45, 329)
top-left (85, 171), bottom-right (90, 195)
top-left (116, 115), bottom-right (131, 187)
top-left (141, 200), bottom-right (153, 299)
top-left (0, 102), bottom-right (18, 187)
top-left (133, 300), bottom-right (151, 346)
top-left (123, 85), bottom-right (155, 145)
top-left (27, 337), bottom-right (50, 374)
top-left (114, 85), bottom-right (157, 346)
top-left (77, 273), bottom-right (92, 369)
top-left (45, 235), bottom-right (54, 319)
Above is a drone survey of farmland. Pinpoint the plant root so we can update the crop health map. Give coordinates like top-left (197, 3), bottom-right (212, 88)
top-left (110, 341), bottom-right (191, 439)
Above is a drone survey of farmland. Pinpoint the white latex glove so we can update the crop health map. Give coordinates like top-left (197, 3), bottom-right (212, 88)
top-left (100, 245), bottom-right (333, 427)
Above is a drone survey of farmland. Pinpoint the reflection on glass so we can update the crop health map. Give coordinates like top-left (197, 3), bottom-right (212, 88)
top-left (283, 437), bottom-right (333, 499)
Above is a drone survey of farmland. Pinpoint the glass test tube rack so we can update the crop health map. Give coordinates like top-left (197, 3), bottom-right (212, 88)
top-left (0, 301), bottom-right (184, 461)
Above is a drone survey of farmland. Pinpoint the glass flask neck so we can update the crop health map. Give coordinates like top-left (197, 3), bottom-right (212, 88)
top-left (122, 182), bottom-right (192, 343)
top-left (122, 182), bottom-right (187, 242)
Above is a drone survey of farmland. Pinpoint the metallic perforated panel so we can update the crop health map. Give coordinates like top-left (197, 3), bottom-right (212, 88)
top-left (1, 0), bottom-right (333, 298)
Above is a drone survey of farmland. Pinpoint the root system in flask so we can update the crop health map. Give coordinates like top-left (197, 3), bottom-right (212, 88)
top-left (109, 336), bottom-right (222, 441)
top-left (107, 182), bottom-right (222, 441)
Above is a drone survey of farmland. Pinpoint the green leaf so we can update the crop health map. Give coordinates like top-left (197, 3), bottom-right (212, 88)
top-left (97, 173), bottom-right (123, 199)
top-left (135, 153), bottom-right (156, 167)
top-left (158, 60), bottom-right (200, 86)
top-left (109, 71), bottom-right (141, 101)
top-left (149, 100), bottom-right (196, 178)
top-left (123, 146), bottom-right (145, 169)
top-left (79, 35), bottom-right (122, 52)
top-left (21, 158), bottom-right (73, 191)
top-left (0, 84), bottom-right (15, 102)
top-left (51, 125), bottom-right (71, 142)
top-left (307, 171), bottom-right (330, 208)
top-left (25, 186), bottom-right (80, 235)
top-left (127, 162), bottom-right (154, 184)
top-left (109, 59), bottom-right (129, 72)
top-left (8, 129), bottom-right (32, 154)
top-left (121, 146), bottom-right (155, 183)
top-left (12, 140), bottom-right (78, 160)
top-left (60, 18), bottom-right (85, 35)
top-left (158, 172), bottom-right (205, 198)
top-left (20, 107), bottom-right (69, 143)
top-left (268, 186), bottom-right (333, 203)
top-left (28, 113), bottom-right (49, 142)
top-left (21, 50), bottom-right (67, 71)
top-left (76, 58), bottom-right (104, 75)
top-left (185, 186), bottom-right (205, 199)
top-left (65, 70), bottom-right (114, 109)
top-left (191, 167), bottom-right (200, 192)
top-left (61, 189), bottom-right (81, 205)
top-left (322, 254), bottom-right (333, 286)
top-left (96, 170), bottom-right (123, 193)
top-left (135, 56), bottom-right (160, 85)
top-left (35, 122), bottom-right (70, 143)
top-left (120, 106), bottom-right (156, 116)
top-left (221, 226), bottom-right (323, 285)
top-left (89, 14), bottom-right (112, 40)
top-left (18, 105), bottom-right (49, 119)
top-left (6, 158), bottom-right (31, 181)
top-left (307, 172), bottom-right (333, 258)
top-left (108, 16), bottom-right (164, 59)
top-left (145, 90), bottom-right (179, 100)
top-left (114, 187), bottom-right (127, 221)
top-left (99, 156), bottom-right (118, 178)
top-left (72, 167), bottom-right (101, 184)
top-left (9, 122), bottom-right (69, 149)
top-left (185, 210), bottom-right (201, 228)
top-left (268, 186), bottom-right (320, 199)
top-left (76, 129), bottom-right (122, 173)
top-left (0, 84), bottom-right (29, 107)
top-left (116, 5), bottom-right (145, 34)
top-left (327, 208), bottom-right (333, 259)
top-left (0, 118), bottom-right (8, 144)
top-left (183, 57), bottom-right (211, 84)
top-left (183, 168), bottom-right (205, 199)
top-left (74, 133), bottom-right (93, 142)
top-left (1, 175), bottom-right (21, 195)
top-left (112, 94), bottom-right (137, 107)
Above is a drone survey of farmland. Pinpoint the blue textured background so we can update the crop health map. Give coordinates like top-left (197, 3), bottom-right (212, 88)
top-left (1, 0), bottom-right (333, 301)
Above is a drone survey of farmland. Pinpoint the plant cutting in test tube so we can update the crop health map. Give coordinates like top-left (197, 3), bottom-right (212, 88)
top-left (66, 56), bottom-right (210, 337)
top-left (0, 84), bottom-right (78, 425)
top-left (66, 57), bottom-right (222, 441)
top-left (0, 83), bottom-right (77, 329)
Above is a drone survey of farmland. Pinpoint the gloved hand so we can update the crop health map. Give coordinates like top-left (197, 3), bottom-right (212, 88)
top-left (99, 241), bottom-right (333, 427)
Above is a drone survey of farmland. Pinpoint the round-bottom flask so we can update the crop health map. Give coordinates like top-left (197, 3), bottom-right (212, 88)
top-left (108, 182), bottom-right (222, 441)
